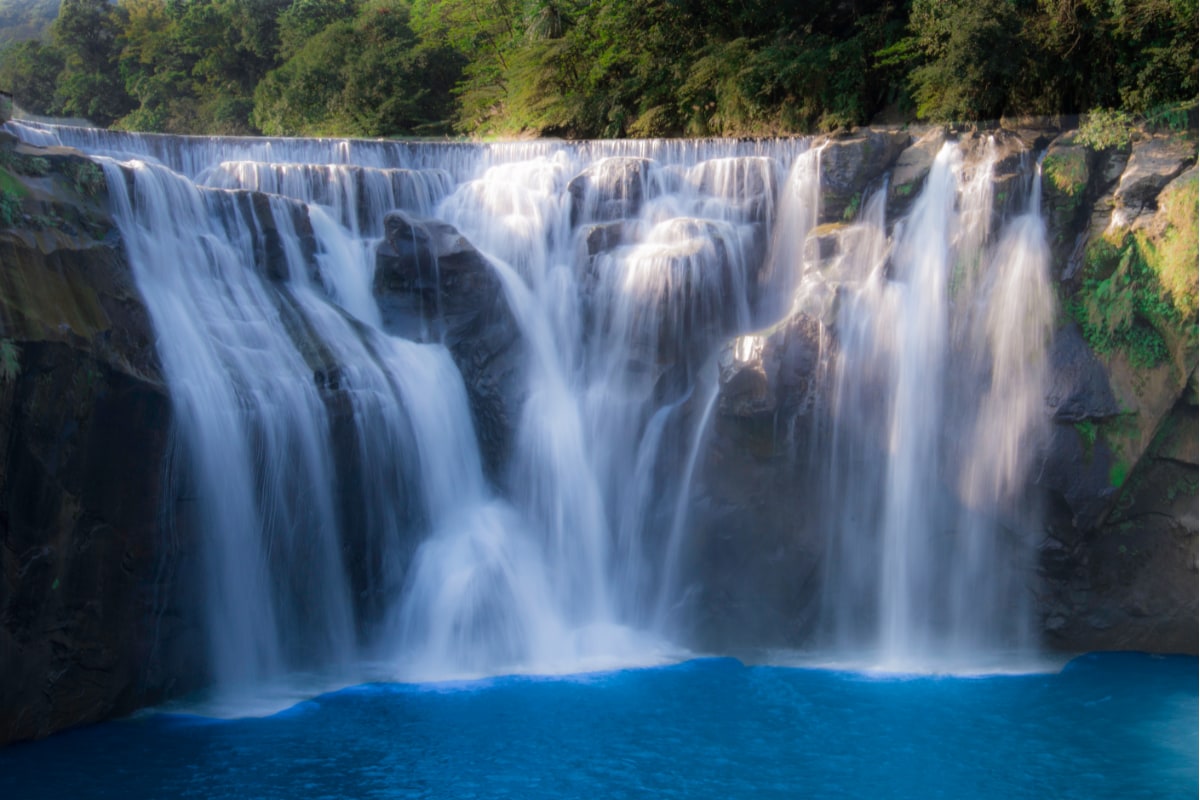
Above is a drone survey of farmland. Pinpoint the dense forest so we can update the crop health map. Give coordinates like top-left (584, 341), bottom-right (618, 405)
top-left (0, 0), bottom-right (1196, 138)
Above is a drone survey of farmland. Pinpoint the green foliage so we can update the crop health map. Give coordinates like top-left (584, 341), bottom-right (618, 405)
top-left (278, 0), bottom-right (356, 58)
top-left (843, 193), bottom-right (861, 222)
top-left (253, 0), bottom-right (462, 136)
top-left (0, 0), bottom-right (59, 46)
top-left (1076, 108), bottom-right (1137, 150)
top-left (52, 0), bottom-right (136, 126)
top-left (1143, 173), bottom-right (1199, 321)
top-left (17, 155), bottom-right (50, 176)
top-left (1070, 231), bottom-right (1188, 368)
top-left (0, 38), bottom-right (65, 115)
top-left (1042, 150), bottom-right (1088, 203)
top-left (907, 0), bottom-right (1024, 122)
top-left (65, 158), bottom-right (104, 197)
top-left (1, 0), bottom-right (1194, 137)
top-left (0, 185), bottom-right (21, 226)
top-left (115, 0), bottom-right (292, 134)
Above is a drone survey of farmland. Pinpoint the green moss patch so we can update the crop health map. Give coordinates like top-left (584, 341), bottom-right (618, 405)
top-left (1144, 172), bottom-right (1199, 321)
top-left (1068, 221), bottom-right (1196, 369)
top-left (0, 167), bottom-right (29, 198)
top-left (1074, 419), bottom-right (1098, 456)
top-left (1042, 148), bottom-right (1088, 205)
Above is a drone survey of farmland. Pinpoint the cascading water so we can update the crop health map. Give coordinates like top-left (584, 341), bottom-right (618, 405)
top-left (6, 118), bottom-right (1054, 687)
top-left (811, 140), bottom-right (1055, 670)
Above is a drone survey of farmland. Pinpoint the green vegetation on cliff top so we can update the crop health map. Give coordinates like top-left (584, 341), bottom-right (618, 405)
top-left (0, 0), bottom-right (1196, 138)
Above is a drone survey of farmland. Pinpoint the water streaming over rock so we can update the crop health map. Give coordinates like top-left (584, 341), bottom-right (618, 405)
top-left (809, 140), bottom-right (1054, 670)
top-left (6, 119), bottom-right (1054, 685)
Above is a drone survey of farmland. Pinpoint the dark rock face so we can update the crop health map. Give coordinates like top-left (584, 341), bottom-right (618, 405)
top-left (236, 190), bottom-right (319, 284)
top-left (1037, 324), bottom-right (1125, 529)
top-left (886, 128), bottom-right (946, 220)
top-left (0, 341), bottom-right (200, 746)
top-left (819, 129), bottom-right (910, 224)
top-left (374, 211), bottom-right (525, 480)
top-left (0, 143), bottom-right (204, 746)
top-left (1044, 323), bottom-right (1123, 423)
top-left (686, 313), bottom-right (830, 650)
top-left (1038, 398), bottom-right (1199, 654)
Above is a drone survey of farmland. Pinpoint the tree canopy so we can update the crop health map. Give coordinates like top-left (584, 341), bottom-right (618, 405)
top-left (0, 0), bottom-right (1194, 137)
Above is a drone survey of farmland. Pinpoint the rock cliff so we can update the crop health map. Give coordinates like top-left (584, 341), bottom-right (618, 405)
top-left (0, 132), bottom-right (204, 745)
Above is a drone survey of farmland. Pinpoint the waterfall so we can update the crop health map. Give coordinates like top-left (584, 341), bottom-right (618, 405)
top-left (6, 118), bottom-right (1054, 683)
top-left (814, 140), bottom-right (1054, 670)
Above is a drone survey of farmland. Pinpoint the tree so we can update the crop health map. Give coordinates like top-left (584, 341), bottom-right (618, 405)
top-left (253, 0), bottom-right (462, 137)
top-left (0, 0), bottom-right (61, 46)
top-left (52, 0), bottom-right (135, 125)
top-left (905, 0), bottom-right (1026, 121)
top-left (0, 40), bottom-right (64, 115)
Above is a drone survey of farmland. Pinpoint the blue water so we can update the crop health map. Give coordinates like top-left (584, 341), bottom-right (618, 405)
top-left (1, 653), bottom-right (1195, 799)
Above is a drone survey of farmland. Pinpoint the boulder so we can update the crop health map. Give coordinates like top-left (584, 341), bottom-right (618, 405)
top-left (567, 157), bottom-right (657, 225)
top-left (579, 221), bottom-right (629, 257)
top-left (374, 211), bottom-right (525, 479)
top-left (683, 310), bottom-right (831, 650)
top-left (886, 128), bottom-right (946, 219)
top-left (819, 129), bottom-right (910, 224)
top-left (585, 217), bottom-right (764, 367)
top-left (688, 156), bottom-right (782, 223)
top-left (1112, 133), bottom-right (1196, 222)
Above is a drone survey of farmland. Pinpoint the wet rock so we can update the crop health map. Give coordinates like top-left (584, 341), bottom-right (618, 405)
top-left (579, 221), bottom-right (629, 256)
top-left (200, 162), bottom-right (452, 235)
top-left (1044, 323), bottom-right (1121, 422)
top-left (1041, 134), bottom-right (1091, 266)
top-left (1037, 507), bottom-right (1198, 655)
top-left (585, 217), bottom-right (764, 369)
top-left (684, 310), bottom-right (832, 651)
top-left (235, 190), bottom-right (318, 284)
top-left (0, 139), bottom-right (204, 745)
top-left (689, 156), bottom-right (782, 223)
top-left (374, 211), bottom-right (526, 479)
top-left (804, 222), bottom-right (847, 264)
top-left (819, 129), bottom-right (910, 224)
top-left (567, 157), bottom-right (656, 225)
top-left (1000, 115), bottom-right (1064, 152)
top-left (887, 128), bottom-right (946, 219)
